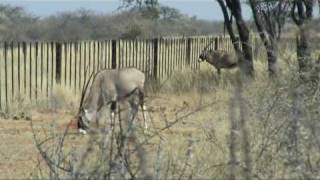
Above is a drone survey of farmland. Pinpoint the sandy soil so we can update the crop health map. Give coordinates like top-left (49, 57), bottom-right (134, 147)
top-left (0, 111), bottom-right (79, 178)
top-left (0, 92), bottom-right (226, 179)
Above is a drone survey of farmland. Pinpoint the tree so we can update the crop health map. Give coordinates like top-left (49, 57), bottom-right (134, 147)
top-left (159, 6), bottom-right (182, 21)
top-left (216, 0), bottom-right (254, 77)
top-left (120, 0), bottom-right (160, 19)
top-left (0, 4), bottom-right (38, 41)
top-left (249, 0), bottom-right (290, 77)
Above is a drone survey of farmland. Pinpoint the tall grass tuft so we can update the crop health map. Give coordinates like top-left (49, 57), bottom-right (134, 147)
top-left (0, 85), bottom-right (79, 120)
top-left (157, 67), bottom-right (239, 94)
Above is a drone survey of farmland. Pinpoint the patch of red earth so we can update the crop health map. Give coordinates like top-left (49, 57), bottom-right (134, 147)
top-left (0, 112), bottom-right (79, 134)
top-left (0, 111), bottom-right (83, 178)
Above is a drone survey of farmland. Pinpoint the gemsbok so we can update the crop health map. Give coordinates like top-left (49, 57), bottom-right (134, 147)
top-left (199, 49), bottom-right (238, 75)
top-left (77, 68), bottom-right (147, 135)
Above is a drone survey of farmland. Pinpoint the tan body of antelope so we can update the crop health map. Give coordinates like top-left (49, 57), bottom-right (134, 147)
top-left (199, 49), bottom-right (238, 74)
top-left (77, 68), bottom-right (147, 134)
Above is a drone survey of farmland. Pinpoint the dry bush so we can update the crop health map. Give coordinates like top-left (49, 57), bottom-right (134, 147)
top-left (29, 91), bottom-right (218, 179)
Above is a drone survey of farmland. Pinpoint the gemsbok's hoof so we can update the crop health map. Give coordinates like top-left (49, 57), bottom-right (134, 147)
top-left (79, 128), bottom-right (87, 135)
top-left (142, 105), bottom-right (147, 111)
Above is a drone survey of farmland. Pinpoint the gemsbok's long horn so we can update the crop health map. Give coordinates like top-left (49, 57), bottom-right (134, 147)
top-left (78, 67), bottom-right (95, 113)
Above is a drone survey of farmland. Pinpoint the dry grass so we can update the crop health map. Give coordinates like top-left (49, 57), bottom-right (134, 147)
top-left (0, 89), bottom-right (230, 178)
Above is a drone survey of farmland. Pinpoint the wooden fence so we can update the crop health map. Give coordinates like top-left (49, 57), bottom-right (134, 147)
top-left (0, 35), bottom-right (303, 111)
top-left (0, 36), bottom-right (234, 111)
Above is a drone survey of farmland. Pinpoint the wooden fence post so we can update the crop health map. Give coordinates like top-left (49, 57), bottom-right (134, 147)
top-left (0, 43), bottom-right (2, 110)
top-left (22, 42), bottom-right (27, 95)
top-left (35, 42), bottom-right (38, 99)
top-left (55, 42), bottom-right (62, 83)
top-left (111, 40), bottom-right (117, 69)
top-left (153, 38), bottom-right (158, 79)
top-left (4, 42), bottom-right (8, 110)
top-left (214, 37), bottom-right (219, 50)
top-left (186, 38), bottom-right (192, 65)
top-left (10, 42), bottom-right (14, 99)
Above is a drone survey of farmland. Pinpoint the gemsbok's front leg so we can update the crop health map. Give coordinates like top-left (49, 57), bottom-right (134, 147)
top-left (110, 101), bottom-right (117, 121)
top-left (141, 105), bottom-right (148, 130)
top-left (139, 90), bottom-right (148, 130)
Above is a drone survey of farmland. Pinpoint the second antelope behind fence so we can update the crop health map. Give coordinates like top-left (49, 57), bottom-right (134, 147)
top-left (199, 49), bottom-right (238, 74)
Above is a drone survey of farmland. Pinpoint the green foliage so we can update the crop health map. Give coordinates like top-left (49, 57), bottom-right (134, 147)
top-left (0, 4), bottom-right (39, 41)
top-left (0, 4), bottom-right (224, 41)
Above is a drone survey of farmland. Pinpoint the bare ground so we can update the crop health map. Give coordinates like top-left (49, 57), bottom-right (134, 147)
top-left (0, 92), bottom-right (229, 179)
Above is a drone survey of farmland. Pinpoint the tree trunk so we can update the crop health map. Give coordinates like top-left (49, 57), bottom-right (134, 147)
top-left (291, 1), bottom-right (313, 79)
top-left (217, 0), bottom-right (254, 77)
top-left (296, 25), bottom-right (312, 74)
top-left (233, 5), bottom-right (254, 77)
top-left (236, 19), bottom-right (254, 77)
top-left (248, 0), bottom-right (286, 77)
top-left (266, 39), bottom-right (278, 77)
top-left (240, 39), bottom-right (254, 77)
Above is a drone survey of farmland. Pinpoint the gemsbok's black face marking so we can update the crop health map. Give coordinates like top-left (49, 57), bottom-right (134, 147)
top-left (199, 50), bottom-right (210, 62)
